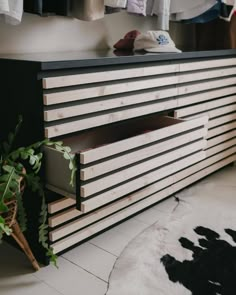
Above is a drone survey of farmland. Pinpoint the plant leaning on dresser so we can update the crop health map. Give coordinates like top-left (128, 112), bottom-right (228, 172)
top-left (0, 116), bottom-right (77, 268)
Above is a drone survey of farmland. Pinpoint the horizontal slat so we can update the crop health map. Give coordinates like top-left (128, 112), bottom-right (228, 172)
top-left (81, 151), bottom-right (205, 212)
top-left (178, 77), bottom-right (236, 96)
top-left (44, 87), bottom-right (177, 122)
top-left (181, 105), bottom-right (236, 120)
top-left (178, 67), bottom-right (236, 84)
top-left (177, 86), bottom-right (236, 108)
top-left (207, 130), bottom-right (236, 148)
top-left (81, 140), bottom-right (206, 197)
top-left (80, 128), bottom-right (208, 180)
top-left (174, 95), bottom-right (236, 117)
top-left (207, 113), bottom-right (236, 129)
top-left (207, 121), bottom-right (236, 139)
top-left (48, 207), bottom-right (82, 228)
top-left (80, 116), bottom-right (208, 164)
top-left (51, 154), bottom-right (236, 253)
top-left (43, 63), bottom-right (179, 89)
top-left (206, 139), bottom-right (236, 157)
top-left (45, 99), bottom-right (179, 138)
top-left (48, 197), bottom-right (76, 214)
top-left (44, 75), bottom-right (178, 105)
top-left (179, 58), bottom-right (236, 72)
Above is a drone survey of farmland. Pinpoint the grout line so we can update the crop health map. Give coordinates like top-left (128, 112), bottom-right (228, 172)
top-left (62, 256), bottom-right (109, 284)
top-left (87, 242), bottom-right (118, 258)
top-left (88, 242), bottom-right (119, 257)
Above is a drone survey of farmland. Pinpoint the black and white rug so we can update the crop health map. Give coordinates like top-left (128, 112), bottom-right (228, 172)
top-left (106, 182), bottom-right (236, 295)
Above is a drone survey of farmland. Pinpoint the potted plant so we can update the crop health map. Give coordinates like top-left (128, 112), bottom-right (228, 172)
top-left (0, 115), bottom-right (76, 267)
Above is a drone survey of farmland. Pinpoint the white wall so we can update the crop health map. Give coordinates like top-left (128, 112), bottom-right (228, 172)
top-left (0, 11), bottom-right (195, 54)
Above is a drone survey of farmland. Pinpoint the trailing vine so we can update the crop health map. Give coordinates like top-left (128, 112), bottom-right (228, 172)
top-left (0, 116), bottom-right (77, 266)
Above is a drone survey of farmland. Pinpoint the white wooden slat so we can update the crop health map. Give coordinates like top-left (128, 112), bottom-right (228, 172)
top-left (80, 116), bottom-right (208, 164)
top-left (177, 86), bottom-right (236, 108)
top-left (43, 64), bottom-right (179, 89)
top-left (178, 67), bottom-right (236, 84)
top-left (207, 113), bottom-right (236, 129)
top-left (44, 75), bottom-right (178, 105)
top-left (180, 105), bottom-right (236, 121)
top-left (50, 148), bottom-right (235, 239)
top-left (48, 198), bottom-right (76, 214)
top-left (179, 58), bottom-right (236, 72)
top-left (48, 207), bottom-right (82, 228)
top-left (51, 154), bottom-right (236, 253)
top-left (44, 87), bottom-right (177, 122)
top-left (206, 139), bottom-right (236, 158)
top-left (81, 140), bottom-right (207, 197)
top-left (80, 128), bottom-right (208, 180)
top-left (178, 77), bottom-right (236, 96)
top-left (45, 99), bottom-right (180, 138)
top-left (81, 151), bottom-right (205, 212)
top-left (207, 130), bottom-right (236, 148)
top-left (207, 122), bottom-right (236, 139)
top-left (174, 95), bottom-right (236, 118)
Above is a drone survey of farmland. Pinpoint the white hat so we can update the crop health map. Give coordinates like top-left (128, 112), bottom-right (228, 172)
top-left (134, 31), bottom-right (181, 53)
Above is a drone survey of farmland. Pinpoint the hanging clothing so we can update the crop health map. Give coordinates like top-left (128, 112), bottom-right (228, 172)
top-left (24, 0), bottom-right (71, 16)
top-left (180, 0), bottom-right (236, 23)
top-left (0, 0), bottom-right (23, 25)
top-left (182, 1), bottom-right (221, 24)
top-left (151, 0), bottom-right (171, 30)
top-left (127, 0), bottom-right (147, 16)
top-left (220, 0), bottom-right (236, 21)
top-left (170, 0), bottom-right (217, 21)
top-left (71, 0), bottom-right (104, 21)
top-left (105, 0), bottom-right (127, 8)
top-left (146, 0), bottom-right (154, 15)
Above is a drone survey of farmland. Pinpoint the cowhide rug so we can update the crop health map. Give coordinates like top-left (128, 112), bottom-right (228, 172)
top-left (106, 182), bottom-right (236, 295)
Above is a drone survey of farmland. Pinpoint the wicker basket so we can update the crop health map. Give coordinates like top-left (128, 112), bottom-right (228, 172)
top-left (0, 196), bottom-right (40, 271)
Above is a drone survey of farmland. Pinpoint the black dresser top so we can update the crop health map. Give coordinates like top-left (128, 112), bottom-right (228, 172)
top-left (1, 49), bottom-right (236, 70)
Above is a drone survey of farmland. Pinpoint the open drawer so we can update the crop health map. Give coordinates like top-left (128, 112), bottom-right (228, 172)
top-left (44, 114), bottom-right (208, 212)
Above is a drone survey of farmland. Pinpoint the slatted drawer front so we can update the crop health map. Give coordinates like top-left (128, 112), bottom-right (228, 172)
top-left (43, 57), bottom-right (236, 139)
top-left (44, 115), bottom-right (208, 211)
top-left (49, 151), bottom-right (236, 251)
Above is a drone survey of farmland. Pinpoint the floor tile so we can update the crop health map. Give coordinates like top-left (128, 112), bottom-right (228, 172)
top-left (134, 207), bottom-right (169, 226)
top-left (151, 196), bottom-right (177, 213)
top-left (0, 242), bottom-right (36, 277)
top-left (114, 218), bottom-right (149, 239)
top-left (0, 279), bottom-right (62, 295)
top-left (0, 243), bottom-right (61, 295)
top-left (62, 242), bottom-right (117, 282)
top-left (34, 257), bottom-right (107, 295)
top-left (90, 228), bottom-right (133, 257)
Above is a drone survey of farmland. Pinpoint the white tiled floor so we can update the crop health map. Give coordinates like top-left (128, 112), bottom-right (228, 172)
top-left (0, 165), bottom-right (236, 295)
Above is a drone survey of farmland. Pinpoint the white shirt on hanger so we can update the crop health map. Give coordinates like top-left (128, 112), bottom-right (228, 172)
top-left (151, 0), bottom-right (171, 30)
top-left (0, 0), bottom-right (23, 25)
